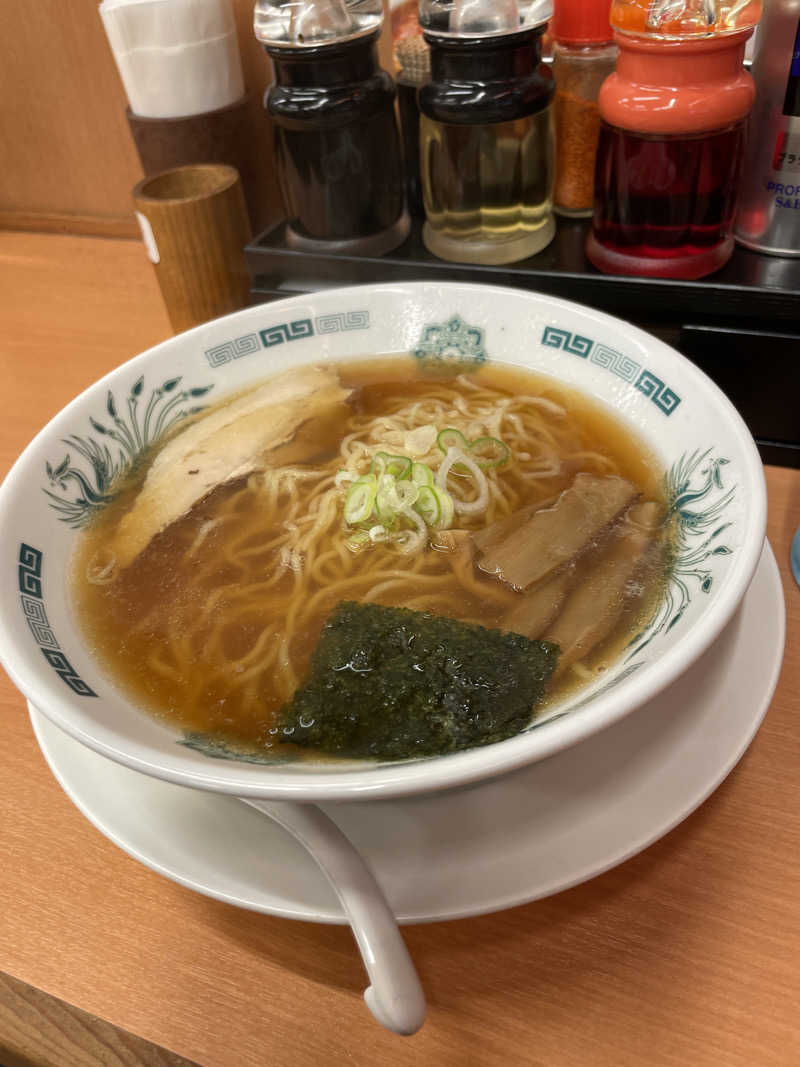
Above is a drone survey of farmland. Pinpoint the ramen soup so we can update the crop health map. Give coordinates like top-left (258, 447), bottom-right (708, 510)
top-left (72, 359), bottom-right (673, 763)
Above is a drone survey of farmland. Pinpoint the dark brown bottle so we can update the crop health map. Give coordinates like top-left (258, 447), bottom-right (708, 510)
top-left (256, 1), bottom-right (409, 255)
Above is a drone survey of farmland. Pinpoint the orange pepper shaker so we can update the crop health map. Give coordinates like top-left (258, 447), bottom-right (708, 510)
top-left (552, 0), bottom-right (617, 218)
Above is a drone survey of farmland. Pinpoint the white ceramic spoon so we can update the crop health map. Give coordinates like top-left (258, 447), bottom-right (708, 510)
top-left (241, 798), bottom-right (426, 1036)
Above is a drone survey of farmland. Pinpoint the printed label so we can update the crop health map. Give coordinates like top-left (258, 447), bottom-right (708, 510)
top-left (771, 130), bottom-right (800, 172)
top-left (764, 177), bottom-right (800, 209)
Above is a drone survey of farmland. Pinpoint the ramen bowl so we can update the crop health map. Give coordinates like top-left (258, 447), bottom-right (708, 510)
top-left (0, 283), bottom-right (766, 801)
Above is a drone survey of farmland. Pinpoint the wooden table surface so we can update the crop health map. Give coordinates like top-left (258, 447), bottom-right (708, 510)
top-left (1, 231), bottom-right (798, 1067)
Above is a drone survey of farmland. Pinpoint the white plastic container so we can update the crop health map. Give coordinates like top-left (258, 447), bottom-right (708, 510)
top-left (99, 0), bottom-right (245, 119)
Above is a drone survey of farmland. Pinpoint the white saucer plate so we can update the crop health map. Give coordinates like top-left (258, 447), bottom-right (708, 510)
top-left (30, 543), bottom-right (785, 926)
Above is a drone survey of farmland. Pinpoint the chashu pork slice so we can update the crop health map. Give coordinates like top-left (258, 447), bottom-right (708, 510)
top-left (503, 566), bottom-right (576, 640)
top-left (544, 501), bottom-right (665, 673)
top-left (476, 473), bottom-right (638, 592)
top-left (107, 365), bottom-right (351, 572)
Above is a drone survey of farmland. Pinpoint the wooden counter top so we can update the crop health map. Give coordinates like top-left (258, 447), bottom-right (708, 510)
top-left (1, 231), bottom-right (798, 1067)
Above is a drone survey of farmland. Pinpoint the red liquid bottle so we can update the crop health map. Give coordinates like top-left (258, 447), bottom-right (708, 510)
top-left (587, 0), bottom-right (761, 279)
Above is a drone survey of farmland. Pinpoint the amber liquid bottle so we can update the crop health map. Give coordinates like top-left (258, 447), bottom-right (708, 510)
top-left (418, 2), bottom-right (555, 265)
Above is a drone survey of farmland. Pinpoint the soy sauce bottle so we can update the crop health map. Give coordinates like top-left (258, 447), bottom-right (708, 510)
top-left (418, 0), bottom-right (556, 265)
top-left (255, 0), bottom-right (409, 255)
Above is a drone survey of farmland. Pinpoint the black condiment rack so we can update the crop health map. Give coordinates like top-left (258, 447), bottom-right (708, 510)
top-left (246, 218), bottom-right (800, 468)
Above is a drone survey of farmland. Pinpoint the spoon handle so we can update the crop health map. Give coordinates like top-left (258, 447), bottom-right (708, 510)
top-left (242, 798), bottom-right (426, 1036)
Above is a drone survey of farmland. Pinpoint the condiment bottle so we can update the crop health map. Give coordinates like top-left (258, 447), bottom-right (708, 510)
top-left (254, 0), bottom-right (409, 255)
top-left (587, 0), bottom-right (761, 279)
top-left (396, 36), bottom-right (431, 219)
top-left (551, 0), bottom-right (617, 217)
top-left (735, 1), bottom-right (800, 256)
top-left (417, 0), bottom-right (556, 265)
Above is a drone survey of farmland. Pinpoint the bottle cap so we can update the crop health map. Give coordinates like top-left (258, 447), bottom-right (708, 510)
top-left (552, 0), bottom-right (613, 45)
top-left (610, 0), bottom-right (761, 39)
top-left (419, 0), bottom-right (553, 41)
top-left (254, 0), bottom-right (382, 49)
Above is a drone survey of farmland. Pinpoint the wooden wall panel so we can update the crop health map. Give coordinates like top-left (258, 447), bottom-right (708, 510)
top-left (0, 1), bottom-right (145, 231)
top-left (0, 0), bottom-right (284, 236)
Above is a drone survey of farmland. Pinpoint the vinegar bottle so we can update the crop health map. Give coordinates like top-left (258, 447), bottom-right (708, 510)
top-left (255, 0), bottom-right (409, 255)
top-left (417, 0), bottom-right (556, 265)
top-left (587, 0), bottom-right (762, 279)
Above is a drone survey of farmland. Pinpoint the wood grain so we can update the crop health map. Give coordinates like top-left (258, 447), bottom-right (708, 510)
top-left (0, 973), bottom-right (197, 1067)
top-left (0, 1), bottom-right (144, 225)
top-left (133, 165), bottom-right (251, 332)
top-left (0, 232), bottom-right (798, 1067)
top-left (0, 211), bottom-right (140, 240)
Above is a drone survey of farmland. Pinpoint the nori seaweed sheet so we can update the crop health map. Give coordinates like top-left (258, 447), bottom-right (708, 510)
top-left (278, 601), bottom-right (559, 761)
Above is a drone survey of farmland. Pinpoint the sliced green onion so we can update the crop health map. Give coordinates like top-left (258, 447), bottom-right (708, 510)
top-left (411, 461), bottom-right (434, 487)
top-left (344, 476), bottom-right (377, 525)
top-left (415, 485), bottom-right (441, 527)
top-left (469, 436), bottom-right (510, 469)
top-left (345, 530), bottom-right (371, 552)
top-left (436, 488), bottom-right (455, 529)
top-left (394, 480), bottom-right (419, 509)
top-left (377, 476), bottom-right (419, 525)
top-left (375, 485), bottom-right (397, 527)
top-left (437, 428), bottom-right (469, 454)
top-left (396, 506), bottom-right (427, 556)
top-left (372, 452), bottom-right (412, 480)
top-left (341, 426), bottom-right (506, 554)
top-left (436, 448), bottom-right (489, 517)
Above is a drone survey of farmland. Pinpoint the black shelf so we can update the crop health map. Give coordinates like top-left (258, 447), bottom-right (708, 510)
top-left (246, 218), bottom-right (800, 467)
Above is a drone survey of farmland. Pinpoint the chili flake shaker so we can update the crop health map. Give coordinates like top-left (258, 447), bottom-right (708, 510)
top-left (255, 0), bottom-right (409, 255)
top-left (551, 0), bottom-right (617, 218)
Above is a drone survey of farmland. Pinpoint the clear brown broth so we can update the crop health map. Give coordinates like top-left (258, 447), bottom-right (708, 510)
top-left (72, 358), bottom-right (669, 759)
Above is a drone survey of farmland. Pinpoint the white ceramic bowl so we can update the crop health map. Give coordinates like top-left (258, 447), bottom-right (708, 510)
top-left (0, 283), bottom-right (766, 800)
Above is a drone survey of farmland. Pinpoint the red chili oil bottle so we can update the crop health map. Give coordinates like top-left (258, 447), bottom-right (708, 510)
top-left (587, 0), bottom-right (762, 279)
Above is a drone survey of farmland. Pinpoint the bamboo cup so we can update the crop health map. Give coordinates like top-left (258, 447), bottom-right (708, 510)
top-left (133, 164), bottom-right (251, 333)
